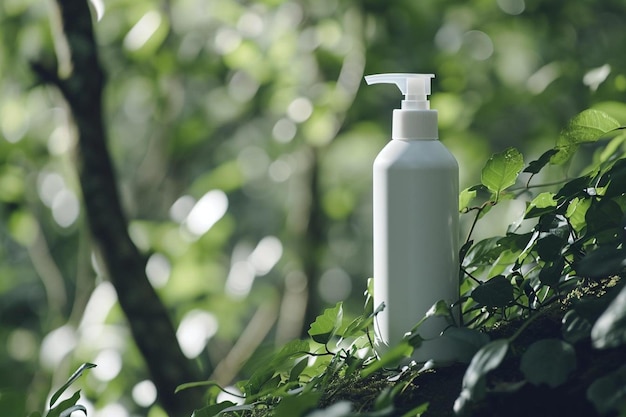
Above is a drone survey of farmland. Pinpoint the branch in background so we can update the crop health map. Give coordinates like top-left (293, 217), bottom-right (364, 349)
top-left (33, 1), bottom-right (204, 415)
top-left (210, 301), bottom-right (279, 386)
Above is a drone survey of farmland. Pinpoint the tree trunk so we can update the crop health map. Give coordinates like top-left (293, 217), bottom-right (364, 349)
top-left (34, 1), bottom-right (205, 415)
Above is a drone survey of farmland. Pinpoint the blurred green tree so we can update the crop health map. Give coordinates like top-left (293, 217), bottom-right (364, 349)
top-left (1, 0), bottom-right (625, 415)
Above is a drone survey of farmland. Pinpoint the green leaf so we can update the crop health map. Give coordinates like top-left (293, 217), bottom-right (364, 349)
top-left (552, 109), bottom-right (621, 165)
top-left (425, 299), bottom-right (452, 320)
top-left (308, 302), bottom-right (343, 344)
top-left (364, 277), bottom-right (375, 314)
top-left (271, 339), bottom-right (310, 366)
top-left (584, 198), bottom-right (623, 237)
top-left (602, 159), bottom-right (626, 198)
top-left (535, 234), bottom-right (566, 262)
top-left (373, 387), bottom-right (394, 411)
top-left (400, 402), bottom-right (429, 417)
top-left (577, 247), bottom-right (626, 279)
top-left (443, 327), bottom-right (490, 362)
top-left (555, 176), bottom-right (592, 200)
top-left (455, 339), bottom-right (509, 413)
top-left (459, 187), bottom-right (478, 211)
top-left (289, 358), bottom-right (309, 383)
top-left (591, 284), bottom-right (626, 349)
top-left (191, 401), bottom-right (236, 417)
top-left (562, 109), bottom-right (621, 144)
top-left (341, 302), bottom-right (383, 340)
top-left (46, 391), bottom-right (81, 417)
top-left (481, 148), bottom-right (524, 200)
top-left (362, 341), bottom-right (413, 378)
top-left (565, 197), bottom-right (591, 233)
top-left (273, 392), bottom-right (322, 417)
top-left (525, 192), bottom-right (557, 218)
top-left (175, 380), bottom-right (223, 394)
top-left (471, 276), bottom-right (514, 308)
top-left (587, 364), bottom-right (626, 415)
top-left (520, 339), bottom-right (576, 387)
top-left (59, 406), bottom-right (87, 417)
top-left (247, 366), bottom-right (275, 396)
top-left (523, 149), bottom-right (558, 174)
top-left (538, 257), bottom-right (565, 287)
top-left (49, 363), bottom-right (96, 408)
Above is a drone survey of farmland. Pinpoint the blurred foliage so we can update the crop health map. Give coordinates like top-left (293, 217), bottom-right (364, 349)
top-left (1, 0), bottom-right (626, 415)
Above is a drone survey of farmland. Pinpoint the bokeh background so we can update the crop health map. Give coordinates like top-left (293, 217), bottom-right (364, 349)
top-left (1, 0), bottom-right (626, 415)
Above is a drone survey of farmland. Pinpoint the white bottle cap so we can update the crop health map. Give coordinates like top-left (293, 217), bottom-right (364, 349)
top-left (365, 73), bottom-right (438, 140)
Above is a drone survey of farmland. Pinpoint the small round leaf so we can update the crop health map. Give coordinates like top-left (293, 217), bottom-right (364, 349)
top-left (520, 339), bottom-right (577, 388)
top-left (471, 276), bottom-right (514, 308)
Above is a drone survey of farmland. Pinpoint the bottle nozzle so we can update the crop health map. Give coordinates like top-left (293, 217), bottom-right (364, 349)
top-left (365, 73), bottom-right (435, 110)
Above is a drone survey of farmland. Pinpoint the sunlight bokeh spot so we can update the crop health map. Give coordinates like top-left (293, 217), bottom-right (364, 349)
top-left (215, 28), bottom-right (242, 55)
top-left (583, 64), bottom-right (611, 92)
top-left (272, 118), bottom-right (297, 143)
top-left (269, 159), bottom-right (292, 182)
top-left (7, 329), bottom-right (37, 362)
top-left (88, 0), bottom-right (105, 21)
top-left (94, 403), bottom-right (129, 417)
top-left (237, 146), bottom-right (270, 179)
top-left (0, 98), bottom-right (29, 143)
top-left (92, 349), bottom-right (123, 381)
top-left (80, 281), bottom-right (118, 327)
top-left (169, 195), bottom-right (195, 223)
top-left (287, 97), bottom-right (313, 123)
top-left (124, 11), bottom-right (162, 51)
top-left (463, 30), bottom-right (494, 61)
top-left (51, 189), bottom-right (80, 228)
top-left (497, 0), bottom-right (525, 15)
top-left (37, 171), bottom-right (65, 208)
top-left (318, 267), bottom-right (352, 304)
top-left (238, 12), bottom-right (264, 38)
top-left (146, 253), bottom-right (171, 288)
top-left (228, 70), bottom-right (260, 103)
top-left (249, 236), bottom-right (283, 275)
top-left (48, 124), bottom-right (75, 155)
top-left (132, 380), bottom-right (157, 407)
top-left (183, 190), bottom-right (228, 237)
top-left (527, 63), bottom-right (561, 94)
top-left (435, 23), bottom-right (463, 53)
top-left (177, 310), bottom-right (219, 359)
top-left (225, 260), bottom-right (256, 298)
top-left (40, 325), bottom-right (77, 370)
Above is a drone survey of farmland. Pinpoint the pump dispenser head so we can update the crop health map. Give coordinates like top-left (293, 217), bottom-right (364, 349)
top-left (365, 73), bottom-right (435, 110)
top-left (365, 73), bottom-right (438, 140)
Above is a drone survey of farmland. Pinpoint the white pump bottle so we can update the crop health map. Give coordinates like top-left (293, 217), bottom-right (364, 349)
top-left (366, 73), bottom-right (459, 362)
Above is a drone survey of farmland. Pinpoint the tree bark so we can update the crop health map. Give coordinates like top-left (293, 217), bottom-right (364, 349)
top-left (34, 1), bottom-right (204, 415)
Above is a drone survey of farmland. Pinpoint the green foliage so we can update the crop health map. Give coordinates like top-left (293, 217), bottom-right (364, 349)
top-left (4, 0), bottom-right (626, 414)
top-left (519, 339), bottom-right (576, 388)
top-left (455, 108), bottom-right (626, 415)
top-left (586, 365), bottom-right (626, 415)
top-left (480, 148), bottom-right (524, 201)
top-left (308, 302), bottom-right (343, 345)
top-left (454, 339), bottom-right (509, 413)
top-left (552, 109), bottom-right (622, 164)
top-left (184, 108), bottom-right (626, 416)
top-left (28, 363), bottom-right (95, 417)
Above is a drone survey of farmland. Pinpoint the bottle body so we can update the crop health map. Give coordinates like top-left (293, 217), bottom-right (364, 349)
top-left (373, 138), bottom-right (459, 362)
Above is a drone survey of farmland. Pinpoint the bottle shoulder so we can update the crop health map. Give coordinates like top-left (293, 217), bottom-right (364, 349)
top-left (374, 139), bottom-right (458, 169)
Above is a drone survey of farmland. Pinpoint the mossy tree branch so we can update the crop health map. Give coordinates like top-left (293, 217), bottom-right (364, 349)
top-left (33, 1), bottom-right (204, 415)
